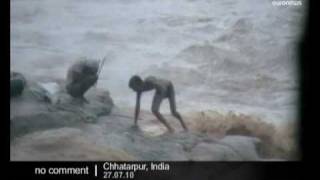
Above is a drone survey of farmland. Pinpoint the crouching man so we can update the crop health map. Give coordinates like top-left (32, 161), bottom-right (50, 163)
top-left (129, 75), bottom-right (188, 133)
top-left (65, 58), bottom-right (99, 103)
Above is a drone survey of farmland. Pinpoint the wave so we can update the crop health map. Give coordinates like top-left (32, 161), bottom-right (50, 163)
top-left (184, 110), bottom-right (299, 160)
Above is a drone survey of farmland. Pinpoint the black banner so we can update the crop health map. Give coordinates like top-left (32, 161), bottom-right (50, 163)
top-left (7, 161), bottom-right (303, 180)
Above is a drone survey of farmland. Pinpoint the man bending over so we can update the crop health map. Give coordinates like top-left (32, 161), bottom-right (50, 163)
top-left (129, 75), bottom-right (188, 133)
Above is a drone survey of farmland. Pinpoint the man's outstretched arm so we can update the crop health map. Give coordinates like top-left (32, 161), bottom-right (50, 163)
top-left (134, 92), bottom-right (142, 125)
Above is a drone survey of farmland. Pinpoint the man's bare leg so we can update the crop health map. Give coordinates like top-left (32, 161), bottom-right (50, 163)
top-left (168, 84), bottom-right (188, 131)
top-left (152, 94), bottom-right (174, 133)
top-left (172, 111), bottom-right (188, 132)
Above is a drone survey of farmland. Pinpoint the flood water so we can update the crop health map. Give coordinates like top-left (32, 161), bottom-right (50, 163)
top-left (10, 0), bottom-right (306, 125)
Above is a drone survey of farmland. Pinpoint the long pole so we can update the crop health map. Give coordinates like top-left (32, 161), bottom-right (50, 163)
top-left (97, 56), bottom-right (107, 77)
top-left (94, 56), bottom-right (107, 87)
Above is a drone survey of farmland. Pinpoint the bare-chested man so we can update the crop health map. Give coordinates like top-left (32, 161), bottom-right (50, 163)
top-left (129, 75), bottom-right (188, 133)
top-left (66, 59), bottom-right (99, 102)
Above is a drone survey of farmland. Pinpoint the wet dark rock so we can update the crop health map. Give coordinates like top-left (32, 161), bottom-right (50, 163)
top-left (10, 72), bottom-right (27, 98)
top-left (10, 80), bottom-right (114, 139)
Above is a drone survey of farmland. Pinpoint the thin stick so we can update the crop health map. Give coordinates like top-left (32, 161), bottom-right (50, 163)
top-left (97, 56), bottom-right (107, 77)
top-left (94, 56), bottom-right (107, 87)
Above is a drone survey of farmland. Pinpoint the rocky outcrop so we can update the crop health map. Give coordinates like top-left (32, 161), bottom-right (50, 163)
top-left (10, 80), bottom-right (114, 138)
top-left (10, 79), bottom-right (277, 161)
top-left (10, 128), bottom-right (135, 161)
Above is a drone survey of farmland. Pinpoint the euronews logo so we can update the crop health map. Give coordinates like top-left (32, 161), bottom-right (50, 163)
top-left (272, 0), bottom-right (302, 6)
